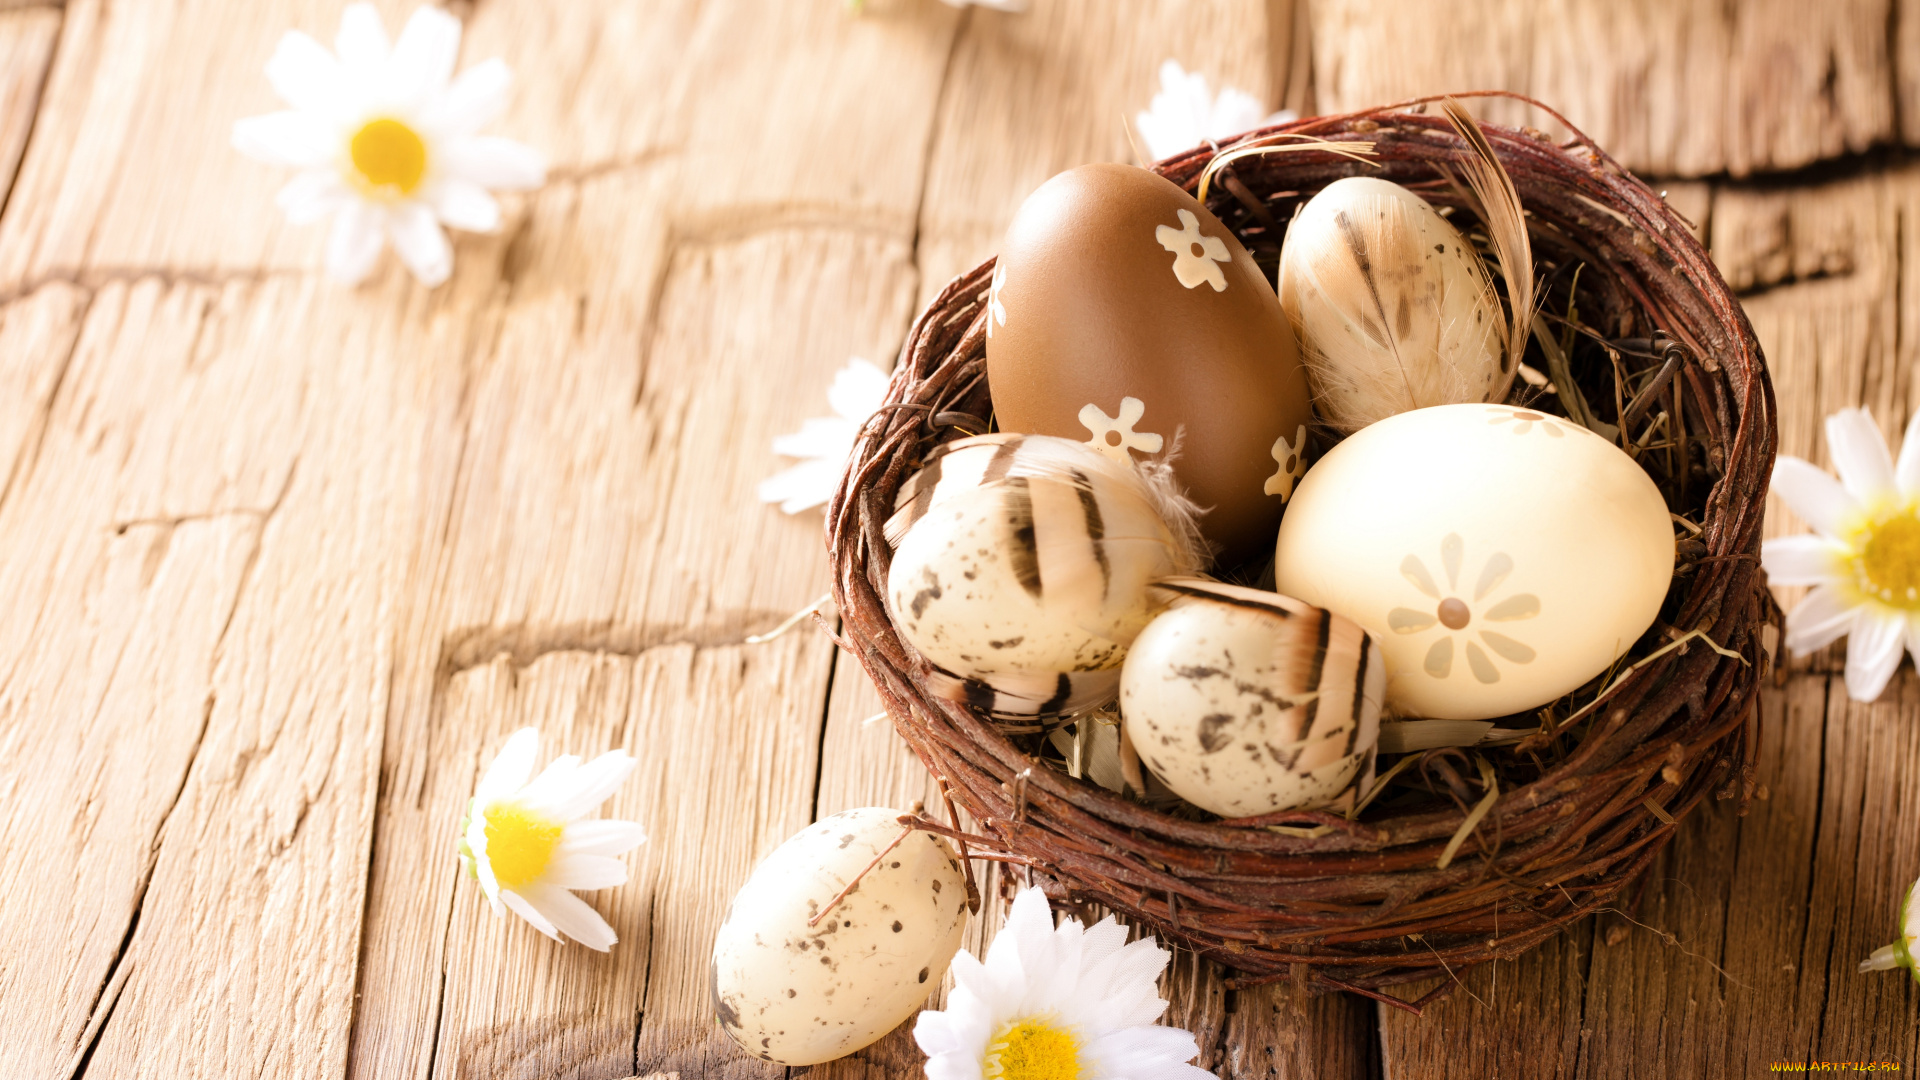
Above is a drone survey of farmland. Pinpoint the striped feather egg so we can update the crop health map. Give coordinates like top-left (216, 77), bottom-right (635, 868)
top-left (884, 434), bottom-right (1204, 719)
top-left (1120, 578), bottom-right (1382, 817)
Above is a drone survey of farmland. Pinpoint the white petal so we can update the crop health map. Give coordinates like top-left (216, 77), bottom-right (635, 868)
top-left (429, 179), bottom-right (501, 232)
top-left (476, 727), bottom-right (541, 803)
top-left (275, 170), bottom-right (350, 224)
top-left (520, 883), bottom-right (619, 950)
top-left (771, 417), bottom-right (858, 461)
top-left (1783, 584), bottom-right (1860, 656)
top-left (1896, 412), bottom-right (1920, 497)
top-left (1827, 408), bottom-right (1897, 504)
top-left (440, 136), bottom-right (547, 191)
top-left (334, 3), bottom-right (391, 73)
top-left (1084, 1023), bottom-right (1206, 1073)
top-left (542, 852), bottom-right (630, 891)
top-left (326, 202), bottom-right (386, 284)
top-left (1846, 609), bottom-right (1907, 701)
top-left (1771, 457), bottom-right (1856, 538)
top-left (828, 358), bottom-right (891, 421)
top-left (385, 5), bottom-right (463, 106)
top-left (232, 111), bottom-right (337, 168)
top-left (466, 805), bottom-right (502, 909)
top-left (1761, 534), bottom-right (1846, 587)
top-left (923, 1052), bottom-right (986, 1080)
top-left (500, 887), bottom-right (562, 941)
top-left (422, 58), bottom-right (514, 137)
top-left (515, 755), bottom-right (583, 808)
top-left (544, 751), bottom-right (637, 821)
top-left (387, 202), bottom-right (453, 287)
top-left (757, 457), bottom-right (839, 514)
top-left (265, 30), bottom-right (346, 114)
top-left (557, 819), bottom-right (649, 857)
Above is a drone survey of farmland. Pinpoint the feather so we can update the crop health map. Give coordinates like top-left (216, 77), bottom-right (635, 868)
top-left (1441, 98), bottom-right (1536, 383)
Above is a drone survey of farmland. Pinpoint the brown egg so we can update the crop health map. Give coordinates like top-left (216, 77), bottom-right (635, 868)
top-left (985, 162), bottom-right (1314, 567)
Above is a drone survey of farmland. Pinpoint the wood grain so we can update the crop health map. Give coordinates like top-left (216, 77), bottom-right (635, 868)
top-left (0, 6), bottom-right (57, 214)
top-left (1311, 0), bottom-right (1900, 178)
top-left (1, 1), bottom-right (1915, 1078)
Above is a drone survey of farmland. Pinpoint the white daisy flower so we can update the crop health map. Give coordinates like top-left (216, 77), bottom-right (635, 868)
top-left (457, 727), bottom-right (647, 951)
top-left (758, 357), bottom-right (891, 515)
top-left (1134, 59), bottom-right (1295, 163)
top-left (1861, 874), bottom-right (1920, 983)
top-left (232, 3), bottom-right (546, 288)
top-left (1763, 407), bottom-right (1920, 702)
top-left (913, 886), bottom-right (1218, 1080)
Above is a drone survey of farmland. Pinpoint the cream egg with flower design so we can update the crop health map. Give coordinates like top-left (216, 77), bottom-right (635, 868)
top-left (233, 3), bottom-right (546, 287)
top-left (1276, 403), bottom-right (1674, 720)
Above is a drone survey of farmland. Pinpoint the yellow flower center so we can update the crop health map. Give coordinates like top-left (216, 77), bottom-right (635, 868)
top-left (1851, 507), bottom-right (1920, 608)
top-left (984, 1016), bottom-right (1083, 1080)
top-left (483, 801), bottom-right (562, 890)
top-left (349, 118), bottom-right (427, 194)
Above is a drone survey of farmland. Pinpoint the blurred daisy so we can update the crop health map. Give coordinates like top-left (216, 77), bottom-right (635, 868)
top-left (457, 727), bottom-right (647, 951)
top-left (232, 3), bottom-right (545, 287)
top-left (1764, 408), bottom-right (1920, 701)
top-left (1861, 874), bottom-right (1919, 983)
top-left (759, 357), bottom-right (890, 514)
top-left (914, 886), bottom-right (1217, 1080)
top-left (1135, 59), bottom-right (1294, 162)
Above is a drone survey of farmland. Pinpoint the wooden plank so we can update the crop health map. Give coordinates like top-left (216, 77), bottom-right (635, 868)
top-left (0, 273), bottom-right (413, 1077)
top-left (0, 6), bottom-right (58, 215)
top-left (1310, 0), bottom-right (1898, 178)
top-left (345, 2), bottom-right (959, 1075)
top-left (1711, 164), bottom-right (1913, 672)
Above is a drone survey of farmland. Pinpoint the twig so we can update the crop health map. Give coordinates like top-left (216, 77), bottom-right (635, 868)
top-left (808, 823), bottom-right (915, 926)
top-left (746, 592), bottom-right (833, 644)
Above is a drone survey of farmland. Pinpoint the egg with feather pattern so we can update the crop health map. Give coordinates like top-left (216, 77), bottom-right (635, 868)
top-left (985, 163), bottom-right (1316, 567)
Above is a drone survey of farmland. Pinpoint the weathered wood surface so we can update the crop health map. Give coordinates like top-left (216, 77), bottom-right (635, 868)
top-left (0, 2), bottom-right (1912, 1079)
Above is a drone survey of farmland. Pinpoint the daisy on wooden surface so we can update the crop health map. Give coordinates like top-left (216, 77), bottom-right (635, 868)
top-left (1134, 59), bottom-right (1293, 163)
top-left (1764, 407), bottom-right (1920, 702)
top-left (457, 727), bottom-right (646, 951)
top-left (759, 357), bottom-right (891, 514)
top-left (1860, 874), bottom-right (1920, 983)
top-left (914, 886), bottom-right (1218, 1080)
top-left (232, 3), bottom-right (545, 287)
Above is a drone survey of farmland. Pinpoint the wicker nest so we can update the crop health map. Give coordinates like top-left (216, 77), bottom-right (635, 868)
top-left (826, 94), bottom-right (1776, 1011)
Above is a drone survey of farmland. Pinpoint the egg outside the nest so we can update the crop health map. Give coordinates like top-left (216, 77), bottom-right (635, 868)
top-left (1120, 579), bottom-right (1383, 817)
top-left (985, 162), bottom-right (1316, 568)
top-left (1274, 403), bottom-right (1676, 721)
top-left (710, 808), bottom-right (969, 1067)
top-left (1277, 176), bottom-right (1511, 434)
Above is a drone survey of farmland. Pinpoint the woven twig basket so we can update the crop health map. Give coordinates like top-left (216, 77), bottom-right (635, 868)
top-left (827, 94), bottom-right (1776, 1010)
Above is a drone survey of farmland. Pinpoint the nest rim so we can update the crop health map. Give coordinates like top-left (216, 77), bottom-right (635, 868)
top-left (826, 92), bottom-right (1778, 1010)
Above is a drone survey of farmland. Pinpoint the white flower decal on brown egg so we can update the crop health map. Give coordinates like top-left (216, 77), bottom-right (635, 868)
top-left (986, 263), bottom-right (1008, 338)
top-left (1155, 209), bottom-right (1231, 292)
top-left (1486, 405), bottom-right (1567, 437)
top-left (1264, 423), bottom-right (1307, 500)
top-left (1078, 397), bottom-right (1165, 464)
top-left (1387, 533), bottom-right (1540, 684)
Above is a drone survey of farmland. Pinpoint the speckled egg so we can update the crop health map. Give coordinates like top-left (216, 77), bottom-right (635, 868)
top-left (1274, 403), bottom-right (1675, 720)
top-left (884, 433), bottom-right (1203, 718)
top-left (711, 807), bottom-right (969, 1067)
top-left (1120, 579), bottom-right (1383, 817)
top-left (985, 162), bottom-right (1316, 566)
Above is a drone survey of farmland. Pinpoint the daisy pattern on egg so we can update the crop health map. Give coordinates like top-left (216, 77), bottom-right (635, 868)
top-left (1388, 533), bottom-right (1540, 684)
top-left (1155, 209), bottom-right (1231, 292)
top-left (1265, 423), bottom-right (1308, 499)
top-left (232, 4), bottom-right (546, 287)
top-left (1078, 396), bottom-right (1165, 465)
